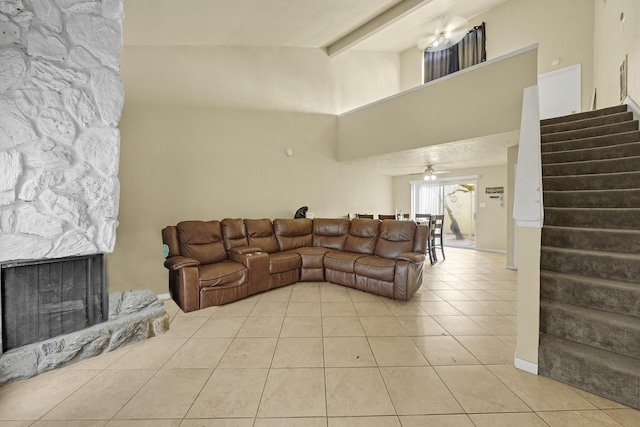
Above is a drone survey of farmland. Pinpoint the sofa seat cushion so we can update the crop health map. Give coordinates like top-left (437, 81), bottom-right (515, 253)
top-left (354, 255), bottom-right (396, 282)
top-left (198, 260), bottom-right (247, 289)
top-left (296, 247), bottom-right (330, 268)
top-left (324, 250), bottom-right (368, 273)
top-left (269, 250), bottom-right (302, 274)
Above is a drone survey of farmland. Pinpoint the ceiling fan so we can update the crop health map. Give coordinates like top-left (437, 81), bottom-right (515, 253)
top-left (417, 15), bottom-right (469, 52)
top-left (423, 164), bottom-right (450, 181)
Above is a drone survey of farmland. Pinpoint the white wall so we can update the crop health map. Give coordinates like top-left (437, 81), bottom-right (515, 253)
top-left (593, 0), bottom-right (640, 108)
top-left (109, 45), bottom-right (394, 294)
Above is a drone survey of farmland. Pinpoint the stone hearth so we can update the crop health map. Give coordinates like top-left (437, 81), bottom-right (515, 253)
top-left (0, 289), bottom-right (168, 385)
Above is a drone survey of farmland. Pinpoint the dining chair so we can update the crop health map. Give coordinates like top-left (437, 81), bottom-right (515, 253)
top-left (430, 214), bottom-right (445, 262)
top-left (356, 214), bottom-right (374, 219)
top-left (378, 214), bottom-right (396, 220)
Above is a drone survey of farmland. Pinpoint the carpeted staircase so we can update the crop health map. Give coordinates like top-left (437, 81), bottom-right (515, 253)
top-left (538, 104), bottom-right (640, 409)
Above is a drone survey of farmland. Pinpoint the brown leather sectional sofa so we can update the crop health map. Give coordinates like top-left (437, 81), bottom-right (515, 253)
top-left (162, 218), bottom-right (428, 312)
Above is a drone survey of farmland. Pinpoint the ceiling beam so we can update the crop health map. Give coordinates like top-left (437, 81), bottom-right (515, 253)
top-left (326, 0), bottom-right (430, 57)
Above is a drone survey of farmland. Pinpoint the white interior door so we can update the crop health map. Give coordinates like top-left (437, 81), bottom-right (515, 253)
top-left (538, 64), bottom-right (581, 119)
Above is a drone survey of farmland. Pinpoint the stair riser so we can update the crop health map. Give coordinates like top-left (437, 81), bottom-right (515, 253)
top-left (540, 302), bottom-right (640, 359)
top-left (540, 248), bottom-right (640, 283)
top-left (538, 334), bottom-right (640, 410)
top-left (543, 156), bottom-right (640, 176)
top-left (542, 121), bottom-right (639, 143)
top-left (542, 142), bottom-right (640, 164)
top-left (541, 105), bottom-right (628, 126)
top-left (543, 172), bottom-right (640, 191)
top-left (543, 189), bottom-right (640, 208)
top-left (544, 208), bottom-right (640, 229)
top-left (541, 112), bottom-right (634, 135)
top-left (540, 271), bottom-right (640, 316)
top-left (541, 131), bottom-right (640, 153)
top-left (541, 227), bottom-right (640, 254)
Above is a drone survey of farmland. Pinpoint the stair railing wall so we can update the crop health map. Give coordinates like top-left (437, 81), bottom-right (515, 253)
top-left (513, 84), bottom-right (543, 375)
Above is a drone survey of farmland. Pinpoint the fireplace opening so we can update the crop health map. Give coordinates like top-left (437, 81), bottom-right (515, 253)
top-left (1, 254), bottom-right (108, 355)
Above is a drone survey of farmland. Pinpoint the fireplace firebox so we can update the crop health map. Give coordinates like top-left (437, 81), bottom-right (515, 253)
top-left (0, 254), bottom-right (108, 355)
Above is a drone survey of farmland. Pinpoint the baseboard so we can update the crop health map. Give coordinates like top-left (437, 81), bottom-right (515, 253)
top-left (157, 293), bottom-right (171, 300)
top-left (514, 356), bottom-right (538, 375)
top-left (506, 265), bottom-right (517, 270)
top-left (475, 247), bottom-right (507, 254)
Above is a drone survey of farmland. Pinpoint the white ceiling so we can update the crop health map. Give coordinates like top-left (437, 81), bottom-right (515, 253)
top-left (123, 0), bottom-right (516, 176)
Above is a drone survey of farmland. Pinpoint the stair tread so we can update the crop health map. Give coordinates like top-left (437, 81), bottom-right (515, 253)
top-left (541, 245), bottom-right (640, 259)
top-left (541, 269), bottom-right (640, 292)
top-left (543, 187), bottom-right (640, 194)
top-left (540, 105), bottom-right (628, 126)
top-left (541, 112), bottom-right (634, 134)
top-left (542, 225), bottom-right (640, 235)
top-left (541, 140), bottom-right (640, 156)
top-left (541, 121), bottom-right (639, 143)
top-left (543, 170), bottom-right (640, 179)
top-left (541, 130), bottom-right (640, 152)
top-left (541, 298), bottom-right (640, 326)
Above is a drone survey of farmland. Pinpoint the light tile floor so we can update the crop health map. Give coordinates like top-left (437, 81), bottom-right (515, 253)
top-left (1, 248), bottom-right (639, 426)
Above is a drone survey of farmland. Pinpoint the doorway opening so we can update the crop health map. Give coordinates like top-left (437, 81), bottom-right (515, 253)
top-left (411, 177), bottom-right (477, 249)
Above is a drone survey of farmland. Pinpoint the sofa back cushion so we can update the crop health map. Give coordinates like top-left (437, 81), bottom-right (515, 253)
top-left (375, 220), bottom-right (416, 259)
top-left (244, 219), bottom-right (280, 253)
top-left (273, 219), bottom-right (313, 251)
top-left (177, 220), bottom-right (227, 264)
top-left (221, 218), bottom-right (248, 250)
top-left (344, 218), bottom-right (380, 254)
top-left (313, 218), bottom-right (350, 250)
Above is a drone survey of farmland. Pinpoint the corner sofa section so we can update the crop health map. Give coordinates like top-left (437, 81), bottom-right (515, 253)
top-left (162, 218), bottom-right (428, 312)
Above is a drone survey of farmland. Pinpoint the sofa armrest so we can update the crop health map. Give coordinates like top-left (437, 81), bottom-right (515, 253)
top-left (229, 245), bottom-right (262, 255)
top-left (396, 252), bottom-right (426, 264)
top-left (164, 256), bottom-right (200, 270)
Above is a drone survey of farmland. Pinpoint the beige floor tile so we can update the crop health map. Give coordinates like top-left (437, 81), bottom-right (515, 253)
top-left (396, 316), bottom-right (448, 336)
top-left (115, 369), bottom-right (210, 419)
top-left (477, 300), bottom-right (517, 315)
top-left (537, 410), bottom-right (624, 426)
top-left (212, 300), bottom-right (256, 317)
top-left (399, 415), bottom-right (474, 427)
top-left (572, 387), bottom-right (629, 409)
top-left (287, 301), bottom-right (322, 316)
top-left (258, 368), bottom-right (326, 417)
top-left (29, 422), bottom-right (107, 427)
top-left (107, 337), bottom-right (186, 370)
top-left (65, 344), bottom-right (131, 370)
top-left (412, 289), bottom-right (444, 301)
top-left (164, 338), bottom-right (232, 369)
top-left (192, 316), bottom-right (246, 338)
top-left (322, 316), bottom-right (365, 337)
top-left (353, 301), bottom-right (393, 316)
top-left (460, 290), bottom-right (503, 301)
top-left (605, 409), bottom-right (640, 426)
top-left (162, 298), bottom-right (181, 319)
top-left (249, 301), bottom-right (289, 316)
top-left (433, 290), bottom-right (474, 301)
top-left (255, 418), bottom-right (327, 427)
top-left (290, 287), bottom-right (321, 302)
top-left (383, 301), bottom-right (427, 316)
top-left (321, 301), bottom-right (357, 316)
top-left (175, 305), bottom-right (219, 318)
top-left (487, 289), bottom-right (518, 300)
top-left (418, 302), bottom-right (463, 316)
top-left (323, 336), bottom-right (376, 367)
top-left (280, 316), bottom-right (323, 337)
top-left (455, 336), bottom-right (514, 364)
top-left (217, 337), bottom-right (277, 368)
top-left (433, 315), bottom-right (491, 336)
top-left (469, 413), bottom-right (548, 427)
top-left (160, 316), bottom-right (208, 338)
top-left (0, 368), bottom-right (100, 420)
top-left (468, 315), bottom-right (517, 335)
top-left (380, 366), bottom-right (463, 415)
top-left (496, 335), bottom-right (517, 347)
top-left (186, 368), bottom-right (268, 418)
top-left (43, 369), bottom-right (155, 420)
top-left (325, 368), bottom-right (395, 416)
top-left (359, 316), bottom-right (407, 336)
top-left (412, 336), bottom-right (480, 366)
top-left (434, 365), bottom-right (530, 413)
top-left (106, 421), bottom-right (180, 427)
top-left (0, 422), bottom-right (34, 427)
top-left (328, 416), bottom-right (400, 426)
top-left (447, 301), bottom-right (497, 316)
top-left (236, 316), bottom-right (284, 337)
top-left (271, 337), bottom-right (324, 368)
top-left (348, 288), bottom-right (385, 301)
top-left (179, 419), bottom-right (254, 427)
top-left (258, 285), bottom-right (293, 301)
top-left (368, 337), bottom-right (428, 366)
top-left (488, 365), bottom-right (598, 411)
top-left (320, 286), bottom-right (351, 302)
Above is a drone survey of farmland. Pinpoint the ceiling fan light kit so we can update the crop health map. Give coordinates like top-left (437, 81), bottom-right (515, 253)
top-left (417, 15), bottom-right (469, 52)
